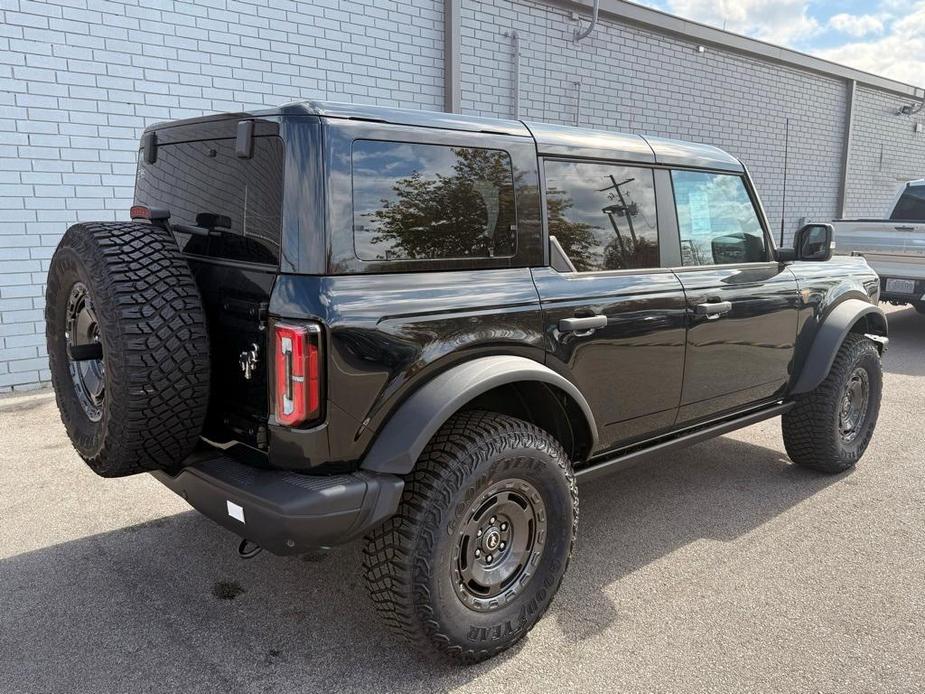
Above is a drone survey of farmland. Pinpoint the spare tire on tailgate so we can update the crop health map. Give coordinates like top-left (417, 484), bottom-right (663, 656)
top-left (46, 221), bottom-right (210, 477)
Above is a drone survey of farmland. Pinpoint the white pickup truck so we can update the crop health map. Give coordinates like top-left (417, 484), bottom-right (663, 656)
top-left (833, 179), bottom-right (925, 313)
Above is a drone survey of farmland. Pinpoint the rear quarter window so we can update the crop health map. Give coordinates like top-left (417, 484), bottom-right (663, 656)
top-left (134, 136), bottom-right (284, 265)
top-left (351, 140), bottom-right (517, 261)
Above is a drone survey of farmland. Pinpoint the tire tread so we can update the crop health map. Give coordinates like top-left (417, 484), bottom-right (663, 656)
top-left (46, 221), bottom-right (210, 477)
top-left (362, 410), bottom-right (578, 663)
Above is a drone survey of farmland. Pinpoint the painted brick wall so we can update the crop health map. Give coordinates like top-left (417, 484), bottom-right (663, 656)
top-left (845, 86), bottom-right (925, 218)
top-left (0, 0), bottom-right (444, 390)
top-left (460, 0), bottom-right (849, 243)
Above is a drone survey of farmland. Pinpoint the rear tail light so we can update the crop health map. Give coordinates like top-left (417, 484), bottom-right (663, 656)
top-left (274, 323), bottom-right (321, 427)
top-left (129, 205), bottom-right (171, 223)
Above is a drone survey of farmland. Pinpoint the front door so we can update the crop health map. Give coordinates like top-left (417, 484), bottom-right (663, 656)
top-left (667, 169), bottom-right (800, 423)
top-left (534, 161), bottom-right (688, 454)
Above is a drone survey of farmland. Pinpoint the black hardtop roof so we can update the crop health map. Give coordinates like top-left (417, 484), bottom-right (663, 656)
top-left (144, 99), bottom-right (743, 172)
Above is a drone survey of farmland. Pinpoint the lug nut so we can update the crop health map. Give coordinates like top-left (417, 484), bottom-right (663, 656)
top-left (486, 555), bottom-right (493, 563)
top-left (489, 516), bottom-right (496, 524)
top-left (499, 541), bottom-right (506, 550)
top-left (474, 549), bottom-right (481, 557)
top-left (500, 522), bottom-right (508, 531)
top-left (476, 529), bottom-right (483, 537)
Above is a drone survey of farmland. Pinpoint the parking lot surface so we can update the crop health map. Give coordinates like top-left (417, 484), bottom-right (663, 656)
top-left (1, 304), bottom-right (923, 694)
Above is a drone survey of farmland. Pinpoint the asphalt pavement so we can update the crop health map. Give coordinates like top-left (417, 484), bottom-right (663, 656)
top-left (1, 304), bottom-right (923, 693)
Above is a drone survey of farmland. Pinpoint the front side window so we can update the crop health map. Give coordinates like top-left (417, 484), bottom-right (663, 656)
top-left (352, 140), bottom-right (516, 261)
top-left (671, 171), bottom-right (767, 266)
top-left (543, 161), bottom-right (659, 272)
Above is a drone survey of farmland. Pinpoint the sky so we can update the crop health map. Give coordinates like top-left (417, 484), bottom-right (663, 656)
top-left (638, 0), bottom-right (925, 86)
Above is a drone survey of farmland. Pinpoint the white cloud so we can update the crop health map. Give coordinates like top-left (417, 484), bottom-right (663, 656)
top-left (815, 4), bottom-right (925, 86)
top-left (828, 13), bottom-right (885, 38)
top-left (665, 0), bottom-right (820, 45)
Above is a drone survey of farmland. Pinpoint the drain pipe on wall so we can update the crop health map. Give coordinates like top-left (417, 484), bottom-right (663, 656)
top-left (503, 30), bottom-right (521, 119)
top-left (572, 0), bottom-right (598, 126)
top-left (574, 0), bottom-right (600, 42)
top-left (574, 81), bottom-right (582, 125)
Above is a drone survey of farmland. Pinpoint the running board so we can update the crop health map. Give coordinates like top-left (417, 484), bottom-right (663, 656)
top-left (575, 402), bottom-right (794, 483)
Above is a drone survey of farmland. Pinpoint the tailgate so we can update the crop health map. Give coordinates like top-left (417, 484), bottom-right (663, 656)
top-left (833, 221), bottom-right (925, 257)
top-left (191, 261), bottom-right (274, 449)
top-left (859, 253), bottom-right (925, 284)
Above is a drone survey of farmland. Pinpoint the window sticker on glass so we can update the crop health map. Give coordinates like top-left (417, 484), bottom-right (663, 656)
top-left (688, 190), bottom-right (712, 236)
top-left (671, 170), bottom-right (767, 266)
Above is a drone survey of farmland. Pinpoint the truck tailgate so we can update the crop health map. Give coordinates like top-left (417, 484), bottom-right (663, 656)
top-left (833, 221), bottom-right (925, 257)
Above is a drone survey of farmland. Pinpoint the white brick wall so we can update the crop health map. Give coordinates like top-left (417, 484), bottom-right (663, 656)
top-left (1, 0), bottom-right (922, 389)
top-left (0, 0), bottom-right (444, 390)
top-left (845, 86), bottom-right (925, 218)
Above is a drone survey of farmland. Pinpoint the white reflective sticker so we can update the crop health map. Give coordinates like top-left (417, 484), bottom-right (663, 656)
top-left (226, 500), bottom-right (245, 523)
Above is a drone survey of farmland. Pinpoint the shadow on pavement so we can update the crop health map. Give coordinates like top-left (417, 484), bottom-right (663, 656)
top-left (0, 437), bottom-right (839, 694)
top-left (880, 305), bottom-right (925, 377)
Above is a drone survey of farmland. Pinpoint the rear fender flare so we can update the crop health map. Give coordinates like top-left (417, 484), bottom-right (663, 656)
top-left (360, 355), bottom-right (598, 475)
top-left (790, 299), bottom-right (888, 395)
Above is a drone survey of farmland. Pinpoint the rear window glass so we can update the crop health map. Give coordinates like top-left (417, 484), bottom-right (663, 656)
top-left (351, 140), bottom-right (516, 261)
top-left (134, 136), bottom-right (284, 265)
top-left (890, 186), bottom-right (925, 221)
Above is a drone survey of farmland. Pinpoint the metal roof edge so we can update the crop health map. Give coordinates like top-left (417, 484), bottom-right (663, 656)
top-left (548, 0), bottom-right (925, 99)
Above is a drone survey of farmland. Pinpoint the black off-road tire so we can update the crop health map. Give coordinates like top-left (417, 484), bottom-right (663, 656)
top-left (46, 221), bottom-right (210, 477)
top-left (363, 411), bottom-right (578, 663)
top-left (782, 333), bottom-right (882, 473)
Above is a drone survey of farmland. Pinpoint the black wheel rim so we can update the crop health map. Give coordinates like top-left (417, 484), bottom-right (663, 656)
top-left (65, 282), bottom-right (105, 422)
top-left (839, 366), bottom-right (869, 443)
top-left (453, 478), bottom-right (547, 612)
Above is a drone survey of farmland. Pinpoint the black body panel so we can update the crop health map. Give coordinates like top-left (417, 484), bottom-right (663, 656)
top-left (267, 269), bottom-right (545, 470)
top-left (532, 266), bottom-right (687, 453)
top-left (673, 262), bottom-right (800, 423)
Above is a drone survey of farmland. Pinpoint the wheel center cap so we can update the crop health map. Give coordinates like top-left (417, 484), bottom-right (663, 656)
top-left (483, 528), bottom-right (501, 552)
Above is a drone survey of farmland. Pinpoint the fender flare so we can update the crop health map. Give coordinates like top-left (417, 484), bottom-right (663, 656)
top-left (360, 355), bottom-right (598, 475)
top-left (790, 298), bottom-right (888, 395)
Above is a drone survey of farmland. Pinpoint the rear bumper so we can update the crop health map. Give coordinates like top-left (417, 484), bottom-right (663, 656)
top-left (151, 452), bottom-right (404, 555)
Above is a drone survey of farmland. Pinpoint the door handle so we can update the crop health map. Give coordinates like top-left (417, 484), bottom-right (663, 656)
top-left (694, 301), bottom-right (733, 319)
top-left (559, 315), bottom-right (608, 334)
top-left (895, 226), bottom-right (916, 232)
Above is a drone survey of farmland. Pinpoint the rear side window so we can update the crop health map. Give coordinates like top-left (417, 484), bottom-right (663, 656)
top-left (543, 160), bottom-right (659, 272)
top-left (890, 186), bottom-right (925, 221)
top-left (135, 136), bottom-right (284, 265)
top-left (351, 140), bottom-right (516, 261)
top-left (671, 171), bottom-right (767, 266)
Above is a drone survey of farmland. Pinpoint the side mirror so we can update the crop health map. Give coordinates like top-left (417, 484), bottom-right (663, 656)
top-left (776, 247), bottom-right (797, 262)
top-left (793, 223), bottom-right (834, 262)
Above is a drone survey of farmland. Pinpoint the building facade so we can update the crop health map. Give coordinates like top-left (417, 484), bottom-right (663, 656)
top-left (1, 0), bottom-right (924, 389)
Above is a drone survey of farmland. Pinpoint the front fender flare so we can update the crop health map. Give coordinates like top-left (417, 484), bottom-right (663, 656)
top-left (790, 299), bottom-right (888, 396)
top-left (360, 355), bottom-right (598, 475)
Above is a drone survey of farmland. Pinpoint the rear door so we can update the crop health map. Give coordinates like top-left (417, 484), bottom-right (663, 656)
top-left (533, 161), bottom-right (687, 453)
top-left (134, 125), bottom-right (286, 449)
top-left (666, 169), bottom-right (800, 423)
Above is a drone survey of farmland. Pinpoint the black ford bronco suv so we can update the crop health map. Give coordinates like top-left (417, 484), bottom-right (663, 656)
top-left (47, 101), bottom-right (887, 663)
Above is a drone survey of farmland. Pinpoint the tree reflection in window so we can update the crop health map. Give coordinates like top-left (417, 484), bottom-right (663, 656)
top-left (353, 141), bottom-right (516, 261)
top-left (544, 161), bottom-right (659, 272)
